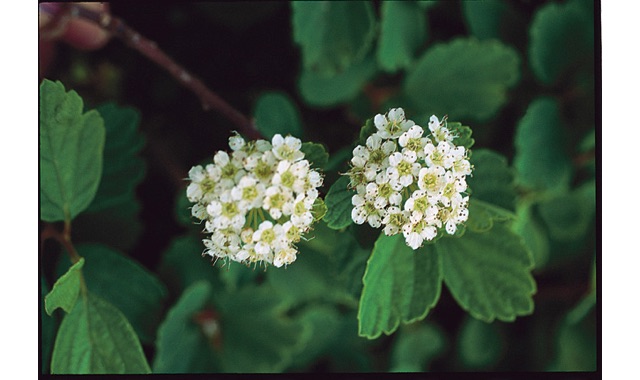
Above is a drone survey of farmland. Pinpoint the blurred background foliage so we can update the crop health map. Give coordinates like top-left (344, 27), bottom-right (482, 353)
top-left (41, 0), bottom-right (597, 373)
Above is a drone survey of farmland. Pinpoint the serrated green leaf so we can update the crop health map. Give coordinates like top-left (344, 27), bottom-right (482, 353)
top-left (466, 199), bottom-right (515, 233)
top-left (292, 1), bottom-right (376, 76)
top-left (298, 55), bottom-right (377, 108)
top-left (358, 233), bottom-right (442, 339)
top-left (323, 176), bottom-right (355, 230)
top-left (86, 103), bottom-right (145, 213)
top-left (538, 180), bottom-right (595, 241)
top-left (39, 79), bottom-right (106, 222)
top-left (216, 285), bottom-right (307, 372)
top-left (403, 38), bottom-right (520, 121)
top-left (254, 92), bottom-right (303, 139)
top-left (462, 0), bottom-right (510, 40)
top-left (448, 121), bottom-right (475, 150)
top-left (468, 149), bottom-right (516, 211)
top-left (513, 97), bottom-right (572, 192)
top-left (529, 0), bottom-right (594, 85)
top-left (437, 222), bottom-right (536, 322)
top-left (458, 317), bottom-right (503, 369)
top-left (377, 1), bottom-right (427, 72)
top-left (153, 281), bottom-right (220, 373)
top-left (51, 292), bottom-right (151, 374)
top-left (70, 244), bottom-right (167, 344)
top-left (301, 141), bottom-right (329, 169)
top-left (45, 258), bottom-right (85, 315)
top-left (390, 323), bottom-right (446, 372)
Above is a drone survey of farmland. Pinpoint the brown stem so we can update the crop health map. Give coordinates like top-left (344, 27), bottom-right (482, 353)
top-left (41, 221), bottom-right (81, 264)
top-left (40, 3), bottom-right (262, 140)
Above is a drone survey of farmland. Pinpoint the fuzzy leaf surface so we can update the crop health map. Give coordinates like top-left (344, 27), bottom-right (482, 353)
top-left (467, 149), bottom-right (516, 212)
top-left (298, 55), bottom-right (377, 107)
top-left (323, 175), bottom-right (355, 230)
top-left (529, 0), bottom-right (594, 85)
top-left (254, 92), bottom-right (303, 139)
top-left (403, 38), bottom-right (519, 121)
top-left (437, 222), bottom-right (536, 322)
top-left (51, 292), bottom-right (151, 374)
top-left (358, 233), bottom-right (442, 339)
top-left (67, 244), bottom-right (168, 344)
top-left (377, 1), bottom-right (427, 72)
top-left (86, 103), bottom-right (145, 212)
top-left (40, 79), bottom-right (105, 222)
top-left (513, 97), bottom-right (572, 192)
top-left (45, 258), bottom-right (85, 315)
top-left (292, 1), bottom-right (376, 76)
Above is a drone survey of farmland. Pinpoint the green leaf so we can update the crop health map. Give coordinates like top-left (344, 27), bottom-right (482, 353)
top-left (300, 141), bottom-right (329, 169)
top-left (153, 281), bottom-right (220, 373)
top-left (216, 285), bottom-right (307, 372)
top-left (437, 221), bottom-right (536, 322)
top-left (538, 180), bottom-right (595, 241)
top-left (462, 0), bottom-right (510, 40)
top-left (45, 258), bottom-right (85, 315)
top-left (513, 97), bottom-right (572, 192)
top-left (254, 92), bottom-right (303, 139)
top-left (467, 149), bottom-right (516, 212)
top-left (548, 303), bottom-right (596, 371)
top-left (288, 305), bottom-right (343, 370)
top-left (51, 292), bottom-right (151, 374)
top-left (357, 118), bottom-right (376, 145)
top-left (86, 103), bottom-right (145, 213)
top-left (403, 38), bottom-right (520, 121)
top-left (466, 199), bottom-right (515, 234)
top-left (458, 317), bottom-right (503, 369)
top-left (39, 79), bottom-right (106, 222)
top-left (72, 244), bottom-right (167, 344)
top-left (291, 1), bottom-right (376, 76)
top-left (512, 203), bottom-right (550, 269)
top-left (529, 0), bottom-right (594, 85)
top-left (41, 274), bottom-right (57, 374)
top-left (159, 234), bottom-right (221, 294)
top-left (298, 55), bottom-right (377, 107)
top-left (358, 233), bottom-right (442, 339)
top-left (389, 323), bottom-right (446, 372)
top-left (377, 1), bottom-right (427, 72)
top-left (267, 232), bottom-right (361, 308)
top-left (323, 175), bottom-right (355, 230)
top-left (448, 121), bottom-right (475, 150)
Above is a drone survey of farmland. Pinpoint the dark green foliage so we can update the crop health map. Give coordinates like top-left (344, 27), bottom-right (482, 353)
top-left (39, 0), bottom-right (597, 373)
top-left (39, 80), bottom-right (105, 222)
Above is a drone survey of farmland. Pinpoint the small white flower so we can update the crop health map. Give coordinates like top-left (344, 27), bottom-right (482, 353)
top-left (375, 108), bottom-right (414, 139)
top-left (428, 115), bottom-right (454, 143)
top-left (399, 125), bottom-right (428, 158)
top-left (228, 133), bottom-right (246, 151)
top-left (387, 151), bottom-right (420, 187)
top-left (263, 185), bottom-right (294, 220)
top-left (351, 194), bottom-right (384, 228)
top-left (382, 206), bottom-right (410, 236)
top-left (417, 166), bottom-right (448, 200)
top-left (272, 134), bottom-right (304, 162)
top-left (230, 175), bottom-right (265, 210)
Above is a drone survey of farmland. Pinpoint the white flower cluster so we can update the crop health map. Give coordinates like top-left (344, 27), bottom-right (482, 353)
top-left (186, 133), bottom-right (323, 268)
top-left (348, 108), bottom-right (473, 250)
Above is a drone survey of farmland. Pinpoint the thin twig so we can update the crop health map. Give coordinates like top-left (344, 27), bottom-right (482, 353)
top-left (40, 3), bottom-right (262, 140)
top-left (41, 222), bottom-right (82, 264)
